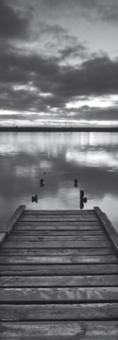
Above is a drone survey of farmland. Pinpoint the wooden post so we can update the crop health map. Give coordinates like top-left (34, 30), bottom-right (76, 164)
top-left (0, 205), bottom-right (26, 246)
top-left (0, 232), bottom-right (6, 244)
top-left (94, 207), bottom-right (118, 253)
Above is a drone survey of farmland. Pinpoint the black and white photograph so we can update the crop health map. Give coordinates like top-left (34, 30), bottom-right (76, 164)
top-left (0, 0), bottom-right (118, 338)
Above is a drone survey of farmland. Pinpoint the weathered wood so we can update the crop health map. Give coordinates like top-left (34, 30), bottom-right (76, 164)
top-left (8, 235), bottom-right (109, 242)
top-left (0, 206), bottom-right (25, 247)
top-left (0, 303), bottom-right (118, 321)
top-left (2, 240), bottom-right (111, 248)
top-left (94, 207), bottom-right (118, 252)
top-left (20, 216), bottom-right (98, 223)
top-left (24, 209), bottom-right (95, 214)
top-left (11, 230), bottom-right (105, 236)
top-left (0, 232), bottom-right (6, 244)
top-left (16, 219), bottom-right (101, 224)
top-left (0, 264), bottom-right (118, 275)
top-left (16, 221), bottom-right (101, 228)
top-left (0, 254), bottom-right (117, 264)
top-left (1, 287), bottom-right (118, 302)
top-left (2, 205), bottom-right (26, 235)
top-left (0, 321), bottom-right (118, 339)
top-left (22, 213), bottom-right (96, 219)
top-left (15, 224), bottom-right (102, 231)
top-left (1, 247), bottom-right (115, 256)
top-left (1, 207), bottom-right (118, 338)
top-left (1, 275), bottom-right (118, 287)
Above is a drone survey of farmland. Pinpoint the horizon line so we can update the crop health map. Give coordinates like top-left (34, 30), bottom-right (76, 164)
top-left (0, 125), bottom-right (118, 132)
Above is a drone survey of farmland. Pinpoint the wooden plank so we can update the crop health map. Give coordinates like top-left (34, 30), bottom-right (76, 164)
top-left (21, 211), bottom-right (97, 215)
top-left (0, 303), bottom-right (118, 320)
top-left (23, 210), bottom-right (95, 214)
top-left (0, 321), bottom-right (118, 339)
top-left (94, 207), bottom-right (118, 252)
top-left (10, 232), bottom-right (107, 238)
top-left (1, 287), bottom-right (118, 302)
top-left (24, 209), bottom-right (95, 214)
top-left (16, 220), bottom-right (101, 226)
top-left (16, 224), bottom-right (101, 230)
top-left (11, 230), bottom-right (105, 236)
top-left (0, 264), bottom-right (118, 275)
top-left (1, 275), bottom-right (118, 287)
top-left (20, 211), bottom-right (98, 219)
top-left (1, 240), bottom-right (111, 248)
top-left (24, 209), bottom-right (95, 212)
top-left (3, 205), bottom-right (26, 234)
top-left (7, 235), bottom-right (109, 242)
top-left (1, 207), bottom-right (118, 338)
top-left (1, 247), bottom-right (115, 256)
top-left (15, 225), bottom-right (102, 231)
top-left (0, 254), bottom-right (117, 264)
top-left (22, 212), bottom-right (97, 216)
top-left (20, 216), bottom-right (98, 222)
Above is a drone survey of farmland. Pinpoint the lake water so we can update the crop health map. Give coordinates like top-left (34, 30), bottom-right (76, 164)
top-left (0, 131), bottom-right (118, 232)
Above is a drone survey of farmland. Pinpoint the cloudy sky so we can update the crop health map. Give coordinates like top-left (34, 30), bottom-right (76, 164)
top-left (0, 0), bottom-right (118, 127)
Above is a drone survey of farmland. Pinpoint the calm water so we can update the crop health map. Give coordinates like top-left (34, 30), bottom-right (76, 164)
top-left (0, 131), bottom-right (118, 232)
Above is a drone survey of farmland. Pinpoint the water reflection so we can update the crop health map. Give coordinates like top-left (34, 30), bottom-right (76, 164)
top-left (0, 132), bottom-right (118, 232)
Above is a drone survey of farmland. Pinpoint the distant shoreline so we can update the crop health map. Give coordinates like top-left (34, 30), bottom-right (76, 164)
top-left (0, 126), bottom-right (118, 132)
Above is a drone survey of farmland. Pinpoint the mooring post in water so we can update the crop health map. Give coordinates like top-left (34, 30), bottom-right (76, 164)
top-left (80, 190), bottom-right (87, 209)
top-left (31, 178), bottom-right (45, 203)
top-left (74, 180), bottom-right (88, 209)
top-left (32, 194), bottom-right (38, 203)
top-left (74, 179), bottom-right (78, 187)
top-left (40, 178), bottom-right (44, 187)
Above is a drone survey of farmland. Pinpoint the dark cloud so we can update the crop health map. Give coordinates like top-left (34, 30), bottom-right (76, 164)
top-left (0, 113), bottom-right (43, 121)
top-left (71, 107), bottom-right (118, 122)
top-left (79, 0), bottom-right (118, 23)
top-left (38, 22), bottom-right (67, 37)
top-left (97, 1), bottom-right (118, 23)
top-left (0, 52), bottom-right (118, 112)
top-left (33, 21), bottom-right (87, 62)
top-left (40, 0), bottom-right (118, 23)
top-left (55, 56), bottom-right (118, 98)
top-left (40, 0), bottom-right (95, 11)
top-left (59, 43), bottom-right (88, 61)
top-left (0, 2), bottom-right (117, 116)
top-left (0, 52), bottom-right (59, 84)
top-left (0, 0), bottom-right (28, 38)
top-left (0, 84), bottom-right (44, 111)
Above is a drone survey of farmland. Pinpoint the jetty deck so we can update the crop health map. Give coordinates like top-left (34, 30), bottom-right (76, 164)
top-left (0, 206), bottom-right (118, 339)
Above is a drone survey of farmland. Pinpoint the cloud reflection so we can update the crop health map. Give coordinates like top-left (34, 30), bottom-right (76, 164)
top-left (66, 150), bottom-right (118, 169)
top-left (0, 131), bottom-right (118, 155)
top-left (0, 131), bottom-right (118, 230)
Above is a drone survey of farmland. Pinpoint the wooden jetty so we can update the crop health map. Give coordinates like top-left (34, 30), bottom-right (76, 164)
top-left (0, 206), bottom-right (118, 339)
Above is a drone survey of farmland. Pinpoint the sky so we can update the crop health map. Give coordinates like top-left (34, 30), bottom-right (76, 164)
top-left (0, 0), bottom-right (118, 127)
